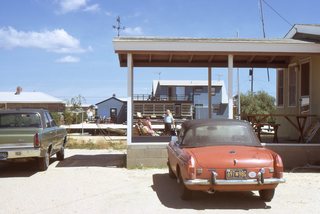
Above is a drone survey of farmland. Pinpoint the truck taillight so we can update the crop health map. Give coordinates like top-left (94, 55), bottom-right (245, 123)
top-left (34, 133), bottom-right (40, 148)
top-left (274, 154), bottom-right (284, 178)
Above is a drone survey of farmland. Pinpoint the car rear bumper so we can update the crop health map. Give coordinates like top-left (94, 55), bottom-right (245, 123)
top-left (0, 148), bottom-right (41, 160)
top-left (184, 178), bottom-right (286, 186)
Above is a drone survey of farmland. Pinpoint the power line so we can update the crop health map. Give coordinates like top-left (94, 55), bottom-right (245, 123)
top-left (261, 0), bottom-right (293, 27)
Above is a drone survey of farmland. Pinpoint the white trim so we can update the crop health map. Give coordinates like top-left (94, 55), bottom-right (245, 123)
top-left (288, 65), bottom-right (298, 107)
top-left (299, 60), bottom-right (311, 113)
top-left (127, 53), bottom-right (133, 145)
top-left (228, 54), bottom-right (233, 119)
top-left (208, 67), bottom-right (212, 119)
top-left (114, 37), bottom-right (320, 55)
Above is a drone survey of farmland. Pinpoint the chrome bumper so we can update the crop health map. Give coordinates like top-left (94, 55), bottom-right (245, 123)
top-left (0, 148), bottom-right (41, 160)
top-left (184, 178), bottom-right (286, 186)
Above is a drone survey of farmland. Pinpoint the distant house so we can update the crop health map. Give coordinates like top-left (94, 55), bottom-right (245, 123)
top-left (153, 80), bottom-right (228, 119)
top-left (95, 95), bottom-right (127, 124)
top-left (0, 88), bottom-right (65, 112)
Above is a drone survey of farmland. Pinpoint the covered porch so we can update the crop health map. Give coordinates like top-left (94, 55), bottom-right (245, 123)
top-left (113, 36), bottom-right (320, 169)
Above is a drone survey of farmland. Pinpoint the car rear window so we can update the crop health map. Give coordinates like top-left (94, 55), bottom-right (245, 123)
top-left (0, 113), bottom-right (41, 128)
top-left (182, 124), bottom-right (261, 147)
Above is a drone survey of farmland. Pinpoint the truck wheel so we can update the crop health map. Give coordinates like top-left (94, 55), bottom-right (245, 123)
top-left (259, 189), bottom-right (275, 202)
top-left (38, 151), bottom-right (50, 171)
top-left (56, 146), bottom-right (65, 161)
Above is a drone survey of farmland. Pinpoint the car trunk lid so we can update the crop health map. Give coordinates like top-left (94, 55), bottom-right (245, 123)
top-left (187, 145), bottom-right (273, 169)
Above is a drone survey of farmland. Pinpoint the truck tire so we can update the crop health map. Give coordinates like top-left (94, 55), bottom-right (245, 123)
top-left (38, 151), bottom-right (50, 171)
top-left (56, 146), bottom-right (65, 161)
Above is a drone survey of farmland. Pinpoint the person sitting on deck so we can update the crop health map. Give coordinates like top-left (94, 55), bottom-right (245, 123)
top-left (142, 118), bottom-right (158, 136)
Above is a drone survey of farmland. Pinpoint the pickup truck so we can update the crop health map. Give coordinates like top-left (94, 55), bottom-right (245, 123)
top-left (0, 109), bottom-right (67, 171)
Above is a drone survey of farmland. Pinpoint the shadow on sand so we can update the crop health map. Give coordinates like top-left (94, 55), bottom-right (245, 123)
top-left (0, 159), bottom-right (42, 178)
top-left (56, 154), bottom-right (126, 168)
top-left (151, 173), bottom-right (271, 210)
top-left (0, 154), bottom-right (126, 178)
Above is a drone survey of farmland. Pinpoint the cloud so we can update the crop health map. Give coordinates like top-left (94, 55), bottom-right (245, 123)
top-left (0, 26), bottom-right (87, 53)
top-left (123, 27), bottom-right (143, 36)
top-left (56, 55), bottom-right (80, 63)
top-left (58, 0), bottom-right (100, 13)
top-left (83, 4), bottom-right (100, 12)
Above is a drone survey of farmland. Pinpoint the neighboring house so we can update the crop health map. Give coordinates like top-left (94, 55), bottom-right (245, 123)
top-left (153, 80), bottom-right (228, 119)
top-left (0, 89), bottom-right (65, 112)
top-left (96, 96), bottom-right (127, 124)
top-left (276, 24), bottom-right (320, 139)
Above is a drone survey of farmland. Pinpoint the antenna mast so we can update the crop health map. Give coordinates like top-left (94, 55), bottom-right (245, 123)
top-left (259, 0), bottom-right (270, 81)
top-left (113, 16), bottom-right (125, 37)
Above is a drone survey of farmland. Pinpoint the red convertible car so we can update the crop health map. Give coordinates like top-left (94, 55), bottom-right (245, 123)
top-left (167, 119), bottom-right (285, 201)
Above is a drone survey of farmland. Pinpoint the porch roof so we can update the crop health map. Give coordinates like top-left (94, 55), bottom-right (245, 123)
top-left (113, 37), bottom-right (320, 68)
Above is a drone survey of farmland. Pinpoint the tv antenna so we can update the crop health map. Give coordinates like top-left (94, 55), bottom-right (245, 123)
top-left (113, 16), bottom-right (125, 37)
top-left (259, 0), bottom-right (270, 82)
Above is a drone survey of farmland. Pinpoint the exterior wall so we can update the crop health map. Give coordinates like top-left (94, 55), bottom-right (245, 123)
top-left (276, 56), bottom-right (320, 140)
top-left (310, 56), bottom-right (320, 116)
top-left (0, 103), bottom-right (65, 112)
top-left (155, 85), bottom-right (228, 119)
top-left (96, 98), bottom-right (124, 120)
top-left (127, 144), bottom-right (168, 168)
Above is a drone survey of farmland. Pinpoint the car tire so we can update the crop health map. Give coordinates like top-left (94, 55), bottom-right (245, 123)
top-left (259, 189), bottom-right (275, 202)
top-left (56, 146), bottom-right (65, 161)
top-left (38, 151), bottom-right (50, 171)
top-left (177, 171), bottom-right (192, 200)
top-left (168, 161), bottom-right (176, 179)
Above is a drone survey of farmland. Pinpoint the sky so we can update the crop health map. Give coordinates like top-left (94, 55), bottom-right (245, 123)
top-left (1, 0), bottom-right (320, 105)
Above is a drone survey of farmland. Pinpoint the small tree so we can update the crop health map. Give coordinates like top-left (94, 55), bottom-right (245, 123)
top-left (64, 95), bottom-right (87, 124)
top-left (240, 91), bottom-right (276, 122)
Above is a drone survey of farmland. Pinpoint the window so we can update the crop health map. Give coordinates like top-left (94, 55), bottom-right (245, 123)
top-left (288, 66), bottom-right (297, 107)
top-left (301, 62), bottom-right (310, 96)
top-left (277, 69), bottom-right (284, 106)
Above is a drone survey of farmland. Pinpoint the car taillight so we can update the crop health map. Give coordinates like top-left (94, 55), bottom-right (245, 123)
top-left (187, 156), bottom-right (196, 179)
top-left (34, 133), bottom-right (40, 148)
top-left (274, 154), bottom-right (284, 178)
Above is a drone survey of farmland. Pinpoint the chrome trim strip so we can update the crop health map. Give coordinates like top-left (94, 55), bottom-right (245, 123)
top-left (0, 148), bottom-right (41, 159)
top-left (184, 178), bottom-right (286, 186)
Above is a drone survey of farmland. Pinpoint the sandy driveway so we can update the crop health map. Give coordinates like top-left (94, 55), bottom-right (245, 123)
top-left (0, 149), bottom-right (320, 214)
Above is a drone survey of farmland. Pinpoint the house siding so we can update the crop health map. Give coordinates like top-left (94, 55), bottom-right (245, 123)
top-left (96, 98), bottom-right (124, 123)
top-left (155, 84), bottom-right (228, 119)
top-left (276, 56), bottom-right (320, 140)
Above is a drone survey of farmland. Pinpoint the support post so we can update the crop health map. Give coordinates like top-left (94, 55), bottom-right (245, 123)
top-left (127, 53), bottom-right (133, 145)
top-left (208, 67), bottom-right (212, 119)
top-left (228, 54), bottom-right (234, 119)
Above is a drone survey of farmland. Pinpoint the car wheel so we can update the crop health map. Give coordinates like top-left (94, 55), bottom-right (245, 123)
top-left (259, 189), bottom-right (275, 202)
top-left (56, 146), bottom-right (65, 161)
top-left (38, 151), bottom-right (50, 171)
top-left (177, 171), bottom-right (192, 200)
top-left (168, 161), bottom-right (176, 179)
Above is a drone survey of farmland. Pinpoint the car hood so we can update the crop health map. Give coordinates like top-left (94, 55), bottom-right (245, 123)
top-left (187, 145), bottom-right (273, 169)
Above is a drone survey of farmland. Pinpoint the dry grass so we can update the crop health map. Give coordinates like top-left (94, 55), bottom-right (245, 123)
top-left (66, 137), bottom-right (127, 150)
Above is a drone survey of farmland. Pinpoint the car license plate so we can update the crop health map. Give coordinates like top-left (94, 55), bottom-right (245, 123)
top-left (226, 169), bottom-right (247, 180)
top-left (0, 152), bottom-right (8, 160)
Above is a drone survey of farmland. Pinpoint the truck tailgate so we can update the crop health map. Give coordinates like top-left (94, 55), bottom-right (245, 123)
top-left (0, 128), bottom-right (40, 149)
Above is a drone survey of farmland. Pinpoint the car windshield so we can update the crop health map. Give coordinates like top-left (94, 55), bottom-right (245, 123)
top-left (0, 113), bottom-right (42, 128)
top-left (182, 124), bottom-right (261, 147)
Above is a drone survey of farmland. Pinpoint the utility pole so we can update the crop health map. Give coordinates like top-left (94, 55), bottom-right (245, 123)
top-left (113, 16), bottom-right (125, 37)
top-left (249, 68), bottom-right (254, 94)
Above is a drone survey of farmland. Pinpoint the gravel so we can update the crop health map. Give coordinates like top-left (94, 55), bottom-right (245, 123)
top-left (1, 149), bottom-right (320, 214)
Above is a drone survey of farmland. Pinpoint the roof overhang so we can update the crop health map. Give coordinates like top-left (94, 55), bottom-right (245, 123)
top-left (285, 24), bottom-right (320, 42)
top-left (113, 37), bottom-right (320, 68)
